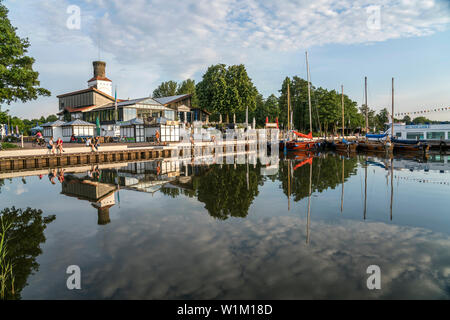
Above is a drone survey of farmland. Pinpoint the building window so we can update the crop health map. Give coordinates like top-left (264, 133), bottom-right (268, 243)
top-left (43, 128), bottom-right (52, 137)
top-left (164, 110), bottom-right (175, 120)
top-left (73, 126), bottom-right (94, 136)
top-left (123, 108), bottom-right (137, 121)
top-left (62, 127), bottom-right (72, 137)
top-left (426, 131), bottom-right (445, 139)
top-left (406, 132), bottom-right (424, 140)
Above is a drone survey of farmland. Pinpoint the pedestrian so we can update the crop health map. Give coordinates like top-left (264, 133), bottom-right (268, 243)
top-left (155, 129), bottom-right (160, 144)
top-left (47, 137), bottom-right (56, 155)
top-left (93, 136), bottom-right (100, 151)
top-left (56, 137), bottom-right (65, 153)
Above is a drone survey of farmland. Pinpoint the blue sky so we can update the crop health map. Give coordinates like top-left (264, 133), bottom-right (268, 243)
top-left (3, 0), bottom-right (450, 120)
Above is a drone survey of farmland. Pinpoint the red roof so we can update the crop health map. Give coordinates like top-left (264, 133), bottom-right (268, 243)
top-left (87, 76), bottom-right (112, 82)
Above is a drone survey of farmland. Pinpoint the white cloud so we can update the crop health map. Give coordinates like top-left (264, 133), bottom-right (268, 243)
top-left (3, 0), bottom-right (449, 118)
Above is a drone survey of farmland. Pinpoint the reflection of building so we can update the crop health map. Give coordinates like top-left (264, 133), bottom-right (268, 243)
top-left (116, 160), bottom-right (180, 194)
top-left (61, 174), bottom-right (117, 225)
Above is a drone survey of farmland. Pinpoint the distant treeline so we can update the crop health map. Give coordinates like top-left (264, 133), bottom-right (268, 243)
top-left (151, 64), bottom-right (435, 134)
top-left (0, 110), bottom-right (58, 135)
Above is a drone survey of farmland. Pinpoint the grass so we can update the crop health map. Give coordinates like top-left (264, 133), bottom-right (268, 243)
top-left (0, 216), bottom-right (15, 299)
top-left (0, 142), bottom-right (19, 150)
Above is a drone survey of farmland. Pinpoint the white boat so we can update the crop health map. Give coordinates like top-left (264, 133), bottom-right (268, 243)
top-left (385, 123), bottom-right (450, 148)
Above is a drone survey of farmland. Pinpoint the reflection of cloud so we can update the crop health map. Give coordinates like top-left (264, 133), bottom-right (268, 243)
top-left (15, 184), bottom-right (27, 195)
top-left (30, 209), bottom-right (450, 299)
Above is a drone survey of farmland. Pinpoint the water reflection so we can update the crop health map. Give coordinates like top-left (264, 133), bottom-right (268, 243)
top-left (0, 207), bottom-right (55, 299)
top-left (0, 151), bottom-right (449, 299)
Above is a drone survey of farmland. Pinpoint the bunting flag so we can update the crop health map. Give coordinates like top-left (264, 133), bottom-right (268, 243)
top-left (394, 106), bottom-right (450, 117)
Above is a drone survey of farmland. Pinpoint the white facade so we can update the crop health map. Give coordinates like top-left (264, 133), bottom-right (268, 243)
top-left (43, 126), bottom-right (63, 142)
top-left (88, 79), bottom-right (112, 97)
top-left (386, 123), bottom-right (450, 141)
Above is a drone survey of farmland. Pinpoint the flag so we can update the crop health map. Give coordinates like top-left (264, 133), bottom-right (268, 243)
top-left (96, 117), bottom-right (101, 136)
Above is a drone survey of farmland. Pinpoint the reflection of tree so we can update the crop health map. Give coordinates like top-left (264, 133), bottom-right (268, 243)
top-left (161, 164), bottom-right (262, 219)
top-left (279, 155), bottom-right (358, 202)
top-left (0, 207), bottom-right (55, 299)
top-left (196, 164), bottom-right (262, 220)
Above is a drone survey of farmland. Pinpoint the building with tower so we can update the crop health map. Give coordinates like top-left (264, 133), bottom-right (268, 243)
top-left (57, 61), bottom-right (210, 130)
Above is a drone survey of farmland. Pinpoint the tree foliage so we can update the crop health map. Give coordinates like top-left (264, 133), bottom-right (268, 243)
top-left (0, 1), bottom-right (50, 108)
top-left (152, 80), bottom-right (178, 98)
top-left (176, 79), bottom-right (199, 108)
top-left (196, 64), bottom-right (258, 122)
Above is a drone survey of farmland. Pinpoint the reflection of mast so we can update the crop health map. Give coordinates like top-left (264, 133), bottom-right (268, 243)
top-left (364, 154), bottom-right (367, 220)
top-left (390, 156), bottom-right (394, 221)
top-left (341, 157), bottom-right (344, 213)
top-left (306, 159), bottom-right (312, 244)
top-left (287, 159), bottom-right (291, 211)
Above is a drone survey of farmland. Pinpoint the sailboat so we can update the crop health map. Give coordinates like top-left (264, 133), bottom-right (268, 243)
top-left (357, 77), bottom-right (393, 152)
top-left (282, 51), bottom-right (318, 152)
top-left (390, 78), bottom-right (430, 155)
top-left (335, 85), bottom-right (357, 153)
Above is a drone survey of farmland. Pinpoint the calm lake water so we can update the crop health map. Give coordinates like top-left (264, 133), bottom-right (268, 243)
top-left (1, 151), bottom-right (449, 299)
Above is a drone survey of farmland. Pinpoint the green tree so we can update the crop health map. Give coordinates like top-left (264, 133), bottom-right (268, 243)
top-left (412, 116), bottom-right (433, 124)
top-left (0, 1), bottom-right (50, 110)
top-left (176, 79), bottom-right (199, 108)
top-left (375, 108), bottom-right (389, 132)
top-left (196, 64), bottom-right (227, 121)
top-left (196, 64), bottom-right (258, 122)
top-left (45, 114), bottom-right (57, 123)
top-left (152, 80), bottom-right (178, 98)
top-left (402, 115), bottom-right (412, 124)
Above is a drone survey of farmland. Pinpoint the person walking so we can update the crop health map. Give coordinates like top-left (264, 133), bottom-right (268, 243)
top-left (155, 129), bottom-right (160, 144)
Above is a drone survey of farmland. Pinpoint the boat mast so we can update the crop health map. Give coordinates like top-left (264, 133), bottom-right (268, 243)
top-left (391, 77), bottom-right (394, 138)
top-left (341, 85), bottom-right (344, 138)
top-left (287, 79), bottom-right (290, 132)
top-left (306, 51), bottom-right (312, 134)
top-left (365, 76), bottom-right (368, 138)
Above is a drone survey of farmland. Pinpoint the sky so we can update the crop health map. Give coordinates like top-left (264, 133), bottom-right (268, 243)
top-left (3, 0), bottom-right (450, 120)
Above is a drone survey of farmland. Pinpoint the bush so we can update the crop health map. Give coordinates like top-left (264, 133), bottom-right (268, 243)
top-left (1, 142), bottom-right (18, 150)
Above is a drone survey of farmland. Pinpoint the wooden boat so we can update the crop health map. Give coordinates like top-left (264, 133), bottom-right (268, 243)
top-left (392, 138), bottom-right (429, 154)
top-left (358, 139), bottom-right (393, 152)
top-left (335, 140), bottom-right (358, 152)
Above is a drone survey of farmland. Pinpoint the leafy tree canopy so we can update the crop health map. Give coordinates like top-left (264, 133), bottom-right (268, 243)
top-left (0, 1), bottom-right (50, 109)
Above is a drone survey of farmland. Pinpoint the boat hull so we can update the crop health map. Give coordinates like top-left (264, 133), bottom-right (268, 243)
top-left (357, 141), bottom-right (393, 152)
top-left (335, 142), bottom-right (357, 153)
top-left (280, 140), bottom-right (317, 151)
